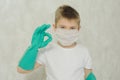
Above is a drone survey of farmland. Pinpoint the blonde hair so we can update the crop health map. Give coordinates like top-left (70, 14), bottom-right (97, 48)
top-left (55, 5), bottom-right (80, 27)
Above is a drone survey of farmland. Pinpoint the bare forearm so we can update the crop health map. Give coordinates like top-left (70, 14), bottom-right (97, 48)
top-left (17, 62), bottom-right (41, 74)
top-left (84, 68), bottom-right (92, 79)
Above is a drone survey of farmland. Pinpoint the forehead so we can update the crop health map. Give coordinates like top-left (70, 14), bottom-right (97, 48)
top-left (56, 18), bottom-right (78, 27)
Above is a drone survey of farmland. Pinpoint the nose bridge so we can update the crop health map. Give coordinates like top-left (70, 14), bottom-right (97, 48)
top-left (65, 26), bottom-right (71, 30)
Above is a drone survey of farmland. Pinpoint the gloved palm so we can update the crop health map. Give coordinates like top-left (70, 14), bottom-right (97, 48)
top-left (31, 24), bottom-right (52, 48)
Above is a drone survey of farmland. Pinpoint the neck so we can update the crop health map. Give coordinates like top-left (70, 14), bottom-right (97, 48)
top-left (57, 41), bottom-right (77, 48)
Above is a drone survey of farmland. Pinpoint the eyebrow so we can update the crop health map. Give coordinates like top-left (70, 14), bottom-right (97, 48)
top-left (70, 26), bottom-right (76, 28)
top-left (58, 25), bottom-right (65, 27)
top-left (58, 25), bottom-right (77, 28)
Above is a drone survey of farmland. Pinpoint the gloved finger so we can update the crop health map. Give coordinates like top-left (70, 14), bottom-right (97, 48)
top-left (32, 24), bottom-right (46, 36)
top-left (32, 24), bottom-right (51, 37)
top-left (44, 32), bottom-right (52, 42)
top-left (41, 32), bottom-right (52, 47)
top-left (40, 24), bottom-right (51, 32)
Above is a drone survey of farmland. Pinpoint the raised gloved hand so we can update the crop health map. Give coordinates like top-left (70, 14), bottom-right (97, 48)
top-left (18, 24), bottom-right (52, 70)
top-left (85, 72), bottom-right (96, 80)
top-left (31, 24), bottom-right (52, 48)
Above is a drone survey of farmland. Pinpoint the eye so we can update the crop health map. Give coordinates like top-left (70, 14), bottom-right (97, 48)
top-left (70, 27), bottom-right (76, 29)
top-left (60, 26), bottom-right (65, 29)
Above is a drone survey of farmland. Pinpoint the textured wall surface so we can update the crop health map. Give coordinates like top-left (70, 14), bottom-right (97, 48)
top-left (0, 0), bottom-right (120, 80)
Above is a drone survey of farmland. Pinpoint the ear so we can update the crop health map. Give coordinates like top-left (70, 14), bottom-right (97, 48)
top-left (78, 25), bottom-right (80, 31)
top-left (52, 24), bottom-right (56, 31)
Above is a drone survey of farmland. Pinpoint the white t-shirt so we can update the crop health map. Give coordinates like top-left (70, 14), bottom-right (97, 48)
top-left (36, 42), bottom-right (92, 80)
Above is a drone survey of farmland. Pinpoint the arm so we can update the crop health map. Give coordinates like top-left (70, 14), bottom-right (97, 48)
top-left (84, 68), bottom-right (92, 79)
top-left (17, 24), bottom-right (52, 72)
top-left (84, 68), bottom-right (96, 80)
top-left (84, 48), bottom-right (96, 80)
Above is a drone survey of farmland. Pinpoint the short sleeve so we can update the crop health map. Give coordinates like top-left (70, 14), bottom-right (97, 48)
top-left (36, 49), bottom-right (46, 66)
top-left (84, 48), bottom-right (93, 69)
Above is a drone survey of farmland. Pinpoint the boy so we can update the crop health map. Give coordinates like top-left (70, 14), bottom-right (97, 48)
top-left (17, 5), bottom-right (96, 80)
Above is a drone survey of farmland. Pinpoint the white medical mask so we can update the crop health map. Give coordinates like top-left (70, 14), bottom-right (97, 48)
top-left (54, 28), bottom-right (79, 46)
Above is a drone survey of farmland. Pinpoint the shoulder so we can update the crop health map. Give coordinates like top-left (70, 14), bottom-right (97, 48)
top-left (77, 43), bottom-right (89, 51)
top-left (77, 43), bottom-right (90, 55)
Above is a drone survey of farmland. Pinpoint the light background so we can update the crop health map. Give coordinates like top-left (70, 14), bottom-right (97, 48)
top-left (0, 0), bottom-right (120, 80)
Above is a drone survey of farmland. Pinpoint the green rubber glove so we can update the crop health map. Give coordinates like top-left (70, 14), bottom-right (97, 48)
top-left (86, 72), bottom-right (96, 80)
top-left (18, 24), bottom-right (52, 70)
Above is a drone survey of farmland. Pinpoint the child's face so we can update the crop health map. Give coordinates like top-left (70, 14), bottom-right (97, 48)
top-left (53, 17), bottom-right (80, 46)
top-left (53, 18), bottom-right (80, 31)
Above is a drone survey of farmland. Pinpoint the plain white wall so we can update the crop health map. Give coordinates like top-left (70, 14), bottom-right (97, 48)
top-left (0, 0), bottom-right (120, 80)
